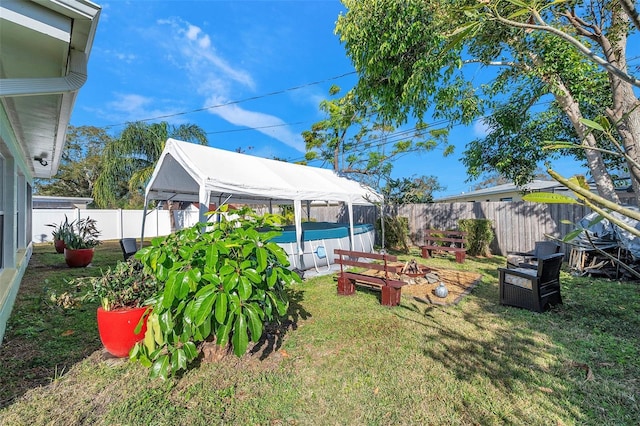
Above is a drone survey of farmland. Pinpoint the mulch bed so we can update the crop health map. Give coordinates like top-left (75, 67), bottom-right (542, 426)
top-left (360, 265), bottom-right (482, 306)
top-left (400, 268), bottom-right (483, 306)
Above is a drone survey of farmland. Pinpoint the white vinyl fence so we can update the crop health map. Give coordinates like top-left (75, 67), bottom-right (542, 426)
top-left (32, 208), bottom-right (202, 244)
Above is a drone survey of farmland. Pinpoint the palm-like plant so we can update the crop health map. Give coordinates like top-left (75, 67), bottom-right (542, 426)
top-left (93, 121), bottom-right (208, 208)
top-left (64, 217), bottom-right (101, 249)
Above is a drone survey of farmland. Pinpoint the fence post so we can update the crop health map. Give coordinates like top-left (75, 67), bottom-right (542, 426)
top-left (118, 209), bottom-right (123, 239)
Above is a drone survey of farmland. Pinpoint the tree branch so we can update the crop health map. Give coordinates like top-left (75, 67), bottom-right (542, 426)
top-left (462, 58), bottom-right (525, 69)
top-left (487, 6), bottom-right (640, 88)
top-left (548, 168), bottom-right (640, 222)
top-left (560, 10), bottom-right (601, 39)
top-left (618, 0), bottom-right (640, 32)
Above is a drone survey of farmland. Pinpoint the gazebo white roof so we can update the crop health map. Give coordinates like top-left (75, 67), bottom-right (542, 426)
top-left (143, 139), bottom-right (382, 253)
top-left (145, 139), bottom-right (381, 206)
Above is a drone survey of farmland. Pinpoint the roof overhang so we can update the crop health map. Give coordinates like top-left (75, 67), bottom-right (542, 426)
top-left (0, 0), bottom-right (101, 178)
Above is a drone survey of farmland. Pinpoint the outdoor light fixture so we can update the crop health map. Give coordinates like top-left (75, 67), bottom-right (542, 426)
top-left (34, 156), bottom-right (48, 167)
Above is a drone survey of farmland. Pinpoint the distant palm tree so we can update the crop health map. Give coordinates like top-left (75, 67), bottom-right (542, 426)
top-left (93, 121), bottom-right (208, 208)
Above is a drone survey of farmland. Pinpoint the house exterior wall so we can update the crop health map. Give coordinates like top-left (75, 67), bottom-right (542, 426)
top-left (33, 196), bottom-right (93, 209)
top-left (0, 107), bottom-right (34, 344)
top-left (0, 0), bottom-right (100, 345)
top-left (436, 180), bottom-right (636, 204)
top-left (440, 190), bottom-right (525, 202)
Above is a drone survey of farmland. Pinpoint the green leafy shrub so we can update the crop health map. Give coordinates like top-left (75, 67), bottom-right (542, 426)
top-left (130, 206), bottom-right (301, 379)
top-left (81, 259), bottom-right (160, 311)
top-left (376, 216), bottom-right (409, 253)
top-left (458, 219), bottom-right (494, 256)
top-left (278, 204), bottom-right (295, 225)
top-left (49, 258), bottom-right (160, 311)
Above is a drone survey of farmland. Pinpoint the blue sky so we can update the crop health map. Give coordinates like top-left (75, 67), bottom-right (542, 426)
top-left (72, 0), bottom-right (627, 198)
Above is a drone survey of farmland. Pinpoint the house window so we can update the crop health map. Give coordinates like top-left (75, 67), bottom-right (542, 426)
top-left (26, 184), bottom-right (32, 248)
top-left (0, 156), bottom-right (4, 269)
top-left (17, 174), bottom-right (26, 249)
top-left (500, 197), bottom-right (513, 201)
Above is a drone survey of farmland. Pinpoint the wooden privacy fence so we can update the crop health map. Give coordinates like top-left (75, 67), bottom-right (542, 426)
top-left (296, 201), bottom-right (591, 256)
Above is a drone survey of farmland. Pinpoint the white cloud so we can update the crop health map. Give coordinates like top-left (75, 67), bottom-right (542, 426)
top-left (208, 100), bottom-right (305, 152)
top-left (104, 93), bottom-right (187, 124)
top-left (473, 119), bottom-right (490, 137)
top-left (289, 85), bottom-right (326, 114)
top-left (159, 18), bottom-right (254, 90)
top-left (100, 49), bottom-right (136, 64)
top-left (109, 93), bottom-right (149, 114)
top-left (185, 24), bottom-right (200, 41)
top-left (154, 17), bottom-right (304, 151)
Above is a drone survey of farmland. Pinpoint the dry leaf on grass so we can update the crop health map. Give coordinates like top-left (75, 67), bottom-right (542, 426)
top-left (568, 361), bottom-right (595, 381)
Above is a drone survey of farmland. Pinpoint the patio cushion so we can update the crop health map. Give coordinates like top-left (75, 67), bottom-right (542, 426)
top-left (506, 254), bottom-right (529, 268)
top-left (503, 268), bottom-right (536, 289)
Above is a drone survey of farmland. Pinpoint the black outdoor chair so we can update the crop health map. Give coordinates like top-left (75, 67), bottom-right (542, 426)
top-left (119, 238), bottom-right (138, 260)
top-left (506, 240), bottom-right (561, 269)
top-left (499, 252), bottom-right (564, 313)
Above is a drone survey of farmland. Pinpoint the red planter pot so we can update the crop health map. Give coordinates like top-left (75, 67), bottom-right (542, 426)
top-left (97, 306), bottom-right (150, 358)
top-left (64, 248), bottom-right (94, 267)
top-left (54, 239), bottom-right (66, 254)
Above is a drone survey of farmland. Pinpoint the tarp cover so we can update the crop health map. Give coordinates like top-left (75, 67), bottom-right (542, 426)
top-left (576, 208), bottom-right (640, 258)
top-left (145, 139), bottom-right (382, 206)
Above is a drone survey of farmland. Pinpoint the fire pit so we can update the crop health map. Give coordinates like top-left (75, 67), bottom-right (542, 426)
top-left (400, 259), bottom-right (432, 277)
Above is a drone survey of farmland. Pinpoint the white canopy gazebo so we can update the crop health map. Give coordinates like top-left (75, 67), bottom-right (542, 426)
top-left (142, 139), bottom-right (382, 260)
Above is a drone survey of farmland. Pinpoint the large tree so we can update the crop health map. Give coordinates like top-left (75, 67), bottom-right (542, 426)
top-left (335, 0), bottom-right (640, 204)
top-left (94, 121), bottom-right (208, 208)
top-left (303, 85), bottom-right (450, 190)
top-left (35, 126), bottom-right (112, 201)
top-left (382, 175), bottom-right (444, 204)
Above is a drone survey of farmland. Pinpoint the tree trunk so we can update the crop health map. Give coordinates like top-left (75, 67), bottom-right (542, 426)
top-left (548, 74), bottom-right (621, 203)
top-left (525, 47), bottom-right (621, 203)
top-left (608, 84), bottom-right (640, 204)
top-left (598, 11), bottom-right (640, 205)
top-left (168, 200), bottom-right (176, 233)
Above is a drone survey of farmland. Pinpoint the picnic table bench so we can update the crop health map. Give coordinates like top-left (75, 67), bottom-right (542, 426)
top-left (420, 229), bottom-right (468, 263)
top-left (334, 249), bottom-right (406, 306)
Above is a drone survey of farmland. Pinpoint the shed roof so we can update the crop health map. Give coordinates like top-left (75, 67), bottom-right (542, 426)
top-left (435, 180), bottom-right (571, 202)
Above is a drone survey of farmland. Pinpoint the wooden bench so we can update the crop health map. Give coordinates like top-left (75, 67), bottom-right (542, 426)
top-left (334, 249), bottom-right (406, 306)
top-left (420, 229), bottom-right (468, 263)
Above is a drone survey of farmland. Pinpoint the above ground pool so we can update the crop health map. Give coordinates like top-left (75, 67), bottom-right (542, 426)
top-left (265, 222), bottom-right (375, 273)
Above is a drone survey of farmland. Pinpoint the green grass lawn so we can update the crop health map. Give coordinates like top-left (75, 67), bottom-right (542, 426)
top-left (1, 242), bottom-right (638, 425)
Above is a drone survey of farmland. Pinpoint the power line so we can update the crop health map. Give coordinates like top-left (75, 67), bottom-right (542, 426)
top-left (291, 98), bottom-right (558, 166)
top-left (206, 121), bottom-right (307, 135)
top-left (106, 71), bottom-right (357, 129)
top-left (101, 51), bottom-right (640, 134)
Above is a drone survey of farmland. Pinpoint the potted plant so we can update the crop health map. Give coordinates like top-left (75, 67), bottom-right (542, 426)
top-left (46, 215), bottom-right (75, 253)
top-left (63, 217), bottom-right (101, 267)
top-left (68, 258), bottom-right (161, 357)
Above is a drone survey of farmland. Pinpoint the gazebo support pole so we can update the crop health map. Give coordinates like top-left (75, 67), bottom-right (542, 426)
top-left (348, 202), bottom-right (355, 250)
top-left (294, 200), bottom-right (303, 268)
top-left (140, 196), bottom-right (149, 250)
